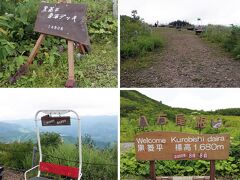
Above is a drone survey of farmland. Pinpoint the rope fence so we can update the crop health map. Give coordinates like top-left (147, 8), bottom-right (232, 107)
top-left (0, 147), bottom-right (117, 167)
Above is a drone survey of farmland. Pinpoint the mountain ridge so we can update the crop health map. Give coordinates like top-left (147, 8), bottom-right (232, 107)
top-left (0, 116), bottom-right (117, 146)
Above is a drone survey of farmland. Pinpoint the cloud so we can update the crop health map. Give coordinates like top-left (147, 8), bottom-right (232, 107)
top-left (138, 88), bottom-right (240, 111)
top-left (0, 89), bottom-right (118, 121)
top-left (120, 0), bottom-right (240, 25)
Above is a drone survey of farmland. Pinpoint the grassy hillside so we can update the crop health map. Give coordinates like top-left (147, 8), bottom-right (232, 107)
top-left (120, 90), bottom-right (240, 142)
top-left (120, 90), bottom-right (240, 179)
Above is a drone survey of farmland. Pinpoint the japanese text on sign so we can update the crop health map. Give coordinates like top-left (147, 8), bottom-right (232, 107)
top-left (41, 115), bottom-right (71, 126)
top-left (34, 3), bottom-right (90, 45)
top-left (135, 132), bottom-right (230, 161)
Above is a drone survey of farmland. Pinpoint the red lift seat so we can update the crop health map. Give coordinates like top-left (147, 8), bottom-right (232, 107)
top-left (30, 162), bottom-right (80, 180)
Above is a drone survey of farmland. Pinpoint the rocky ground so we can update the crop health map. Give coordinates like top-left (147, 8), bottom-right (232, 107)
top-left (2, 168), bottom-right (24, 180)
top-left (121, 27), bottom-right (240, 87)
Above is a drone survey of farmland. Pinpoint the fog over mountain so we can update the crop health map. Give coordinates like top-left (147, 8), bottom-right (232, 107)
top-left (0, 116), bottom-right (117, 147)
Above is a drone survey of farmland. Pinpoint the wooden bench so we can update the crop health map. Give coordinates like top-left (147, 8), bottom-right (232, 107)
top-left (24, 162), bottom-right (81, 180)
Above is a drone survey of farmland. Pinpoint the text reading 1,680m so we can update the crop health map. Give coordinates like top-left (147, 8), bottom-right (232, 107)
top-left (194, 143), bottom-right (224, 151)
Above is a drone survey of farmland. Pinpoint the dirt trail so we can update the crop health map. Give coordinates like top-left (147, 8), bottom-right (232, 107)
top-left (121, 28), bottom-right (240, 87)
top-left (2, 169), bottom-right (24, 180)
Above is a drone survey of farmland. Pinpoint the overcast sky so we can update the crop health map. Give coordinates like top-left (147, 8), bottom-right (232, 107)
top-left (138, 88), bottom-right (240, 111)
top-left (0, 89), bottom-right (118, 121)
top-left (119, 0), bottom-right (240, 25)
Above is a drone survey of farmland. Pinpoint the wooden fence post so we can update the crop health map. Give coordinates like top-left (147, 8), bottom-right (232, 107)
top-left (150, 160), bottom-right (156, 180)
top-left (210, 160), bottom-right (215, 180)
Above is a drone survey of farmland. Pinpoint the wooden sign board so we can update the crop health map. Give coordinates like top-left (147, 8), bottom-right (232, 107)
top-left (34, 3), bottom-right (90, 45)
top-left (135, 131), bottom-right (230, 161)
top-left (157, 115), bottom-right (167, 125)
top-left (139, 116), bottom-right (148, 128)
top-left (176, 114), bottom-right (185, 126)
top-left (196, 116), bottom-right (206, 129)
top-left (41, 115), bottom-right (71, 126)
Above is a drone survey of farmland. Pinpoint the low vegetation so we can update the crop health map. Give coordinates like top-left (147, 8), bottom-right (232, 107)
top-left (121, 143), bottom-right (240, 179)
top-left (120, 90), bottom-right (240, 179)
top-left (0, 0), bottom-right (117, 87)
top-left (0, 132), bottom-right (117, 179)
top-left (120, 11), bottom-right (163, 59)
top-left (202, 25), bottom-right (240, 59)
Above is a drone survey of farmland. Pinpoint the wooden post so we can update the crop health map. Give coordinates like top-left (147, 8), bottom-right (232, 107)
top-left (9, 34), bottom-right (45, 84)
top-left (32, 146), bottom-right (38, 167)
top-left (79, 44), bottom-right (86, 54)
top-left (65, 40), bottom-right (75, 87)
top-left (210, 160), bottom-right (215, 180)
top-left (61, 0), bottom-right (76, 88)
top-left (27, 34), bottom-right (45, 64)
top-left (150, 160), bottom-right (156, 180)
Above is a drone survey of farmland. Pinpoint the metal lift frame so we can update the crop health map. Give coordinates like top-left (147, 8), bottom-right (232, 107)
top-left (24, 110), bottom-right (82, 180)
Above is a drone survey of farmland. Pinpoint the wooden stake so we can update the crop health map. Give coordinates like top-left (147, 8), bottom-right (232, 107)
top-left (27, 34), bottom-right (45, 64)
top-left (68, 40), bottom-right (74, 80)
top-left (65, 40), bottom-right (75, 87)
top-left (79, 44), bottom-right (86, 54)
top-left (210, 160), bottom-right (215, 180)
top-left (150, 160), bottom-right (156, 180)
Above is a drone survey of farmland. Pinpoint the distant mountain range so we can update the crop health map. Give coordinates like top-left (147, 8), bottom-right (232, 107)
top-left (0, 116), bottom-right (117, 147)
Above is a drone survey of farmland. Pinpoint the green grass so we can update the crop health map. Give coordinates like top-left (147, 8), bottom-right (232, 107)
top-left (121, 146), bottom-right (240, 179)
top-left (0, 42), bottom-right (117, 87)
top-left (120, 15), bottom-right (163, 60)
top-left (121, 115), bottom-right (240, 143)
top-left (120, 91), bottom-right (240, 142)
top-left (202, 25), bottom-right (231, 44)
top-left (0, 142), bottom-right (118, 179)
top-left (202, 25), bottom-right (240, 59)
top-left (121, 34), bottom-right (163, 59)
top-left (0, 0), bottom-right (117, 87)
top-left (120, 90), bottom-right (240, 179)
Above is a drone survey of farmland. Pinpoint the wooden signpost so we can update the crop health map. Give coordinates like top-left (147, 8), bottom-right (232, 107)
top-left (139, 116), bottom-right (149, 129)
top-left (10, 0), bottom-right (90, 87)
top-left (135, 131), bottom-right (230, 180)
top-left (196, 116), bottom-right (206, 134)
top-left (176, 114), bottom-right (185, 132)
top-left (156, 114), bottom-right (167, 131)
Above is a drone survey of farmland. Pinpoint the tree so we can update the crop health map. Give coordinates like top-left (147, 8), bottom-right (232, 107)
top-left (131, 10), bottom-right (139, 20)
top-left (82, 134), bottom-right (95, 148)
top-left (40, 132), bottom-right (62, 148)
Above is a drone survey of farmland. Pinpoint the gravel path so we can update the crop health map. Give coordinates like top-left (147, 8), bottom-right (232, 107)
top-left (2, 169), bottom-right (24, 180)
top-left (121, 28), bottom-right (240, 87)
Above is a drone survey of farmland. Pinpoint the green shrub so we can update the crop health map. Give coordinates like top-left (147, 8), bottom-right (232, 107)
top-left (0, 0), bottom-right (117, 87)
top-left (0, 141), bottom-right (33, 169)
top-left (120, 15), bottom-right (163, 59)
top-left (121, 145), bottom-right (240, 179)
top-left (202, 25), bottom-right (240, 59)
top-left (0, 134), bottom-right (118, 179)
top-left (224, 26), bottom-right (240, 59)
top-left (202, 25), bottom-right (231, 44)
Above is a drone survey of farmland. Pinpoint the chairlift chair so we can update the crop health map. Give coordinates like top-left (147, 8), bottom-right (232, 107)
top-left (24, 110), bottom-right (82, 180)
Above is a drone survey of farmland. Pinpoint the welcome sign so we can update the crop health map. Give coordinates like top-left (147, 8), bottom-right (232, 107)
top-left (34, 3), bottom-right (90, 45)
top-left (135, 132), bottom-right (230, 161)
